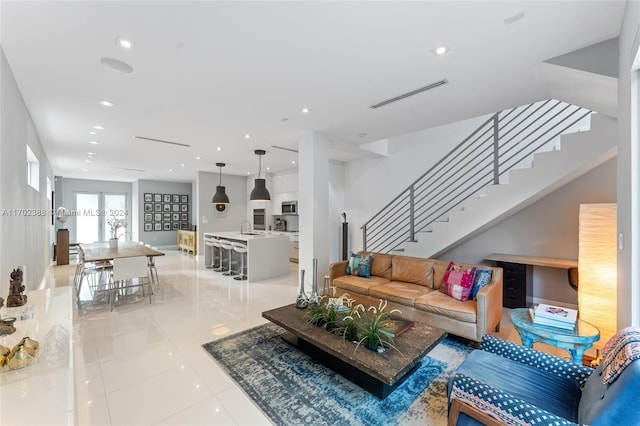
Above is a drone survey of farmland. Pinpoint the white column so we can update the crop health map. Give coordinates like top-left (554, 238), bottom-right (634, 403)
top-left (298, 131), bottom-right (330, 293)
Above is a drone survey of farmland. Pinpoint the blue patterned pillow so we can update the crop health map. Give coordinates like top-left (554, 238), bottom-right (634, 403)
top-left (469, 269), bottom-right (492, 300)
top-left (346, 253), bottom-right (372, 278)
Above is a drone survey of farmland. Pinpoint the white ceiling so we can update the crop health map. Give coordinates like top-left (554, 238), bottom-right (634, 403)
top-left (0, 1), bottom-right (625, 183)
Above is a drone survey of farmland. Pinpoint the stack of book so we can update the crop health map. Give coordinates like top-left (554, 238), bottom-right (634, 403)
top-left (532, 303), bottom-right (577, 330)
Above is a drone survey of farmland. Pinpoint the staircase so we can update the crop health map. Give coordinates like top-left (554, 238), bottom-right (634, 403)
top-left (360, 100), bottom-right (617, 258)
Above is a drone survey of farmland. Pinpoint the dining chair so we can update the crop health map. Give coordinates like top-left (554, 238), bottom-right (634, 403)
top-left (110, 256), bottom-right (153, 311)
top-left (74, 248), bottom-right (113, 309)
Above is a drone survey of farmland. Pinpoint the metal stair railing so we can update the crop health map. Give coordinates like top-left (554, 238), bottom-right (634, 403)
top-left (361, 99), bottom-right (592, 253)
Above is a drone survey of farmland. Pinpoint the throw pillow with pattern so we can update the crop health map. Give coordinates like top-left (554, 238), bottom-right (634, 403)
top-left (601, 327), bottom-right (640, 384)
top-left (469, 269), bottom-right (492, 300)
top-left (346, 252), bottom-right (372, 278)
top-left (439, 261), bottom-right (477, 301)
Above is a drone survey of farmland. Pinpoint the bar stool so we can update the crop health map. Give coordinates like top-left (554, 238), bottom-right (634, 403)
top-left (232, 242), bottom-right (248, 281)
top-left (212, 238), bottom-right (224, 272)
top-left (219, 240), bottom-right (237, 276)
top-left (204, 238), bottom-right (216, 269)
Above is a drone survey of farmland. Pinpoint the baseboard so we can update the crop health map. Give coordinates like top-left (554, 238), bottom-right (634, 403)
top-left (530, 296), bottom-right (578, 311)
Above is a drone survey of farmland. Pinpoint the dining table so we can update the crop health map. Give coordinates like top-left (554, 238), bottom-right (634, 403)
top-left (78, 241), bottom-right (165, 286)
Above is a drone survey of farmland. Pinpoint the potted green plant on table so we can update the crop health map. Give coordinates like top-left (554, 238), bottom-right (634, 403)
top-left (354, 299), bottom-right (402, 354)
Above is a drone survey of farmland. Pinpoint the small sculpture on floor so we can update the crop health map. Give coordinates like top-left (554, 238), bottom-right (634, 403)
top-left (6, 267), bottom-right (27, 307)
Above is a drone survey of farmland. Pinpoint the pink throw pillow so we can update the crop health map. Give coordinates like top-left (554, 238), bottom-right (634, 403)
top-left (439, 261), bottom-right (477, 302)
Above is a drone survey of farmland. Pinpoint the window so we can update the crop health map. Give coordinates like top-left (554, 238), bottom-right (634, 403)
top-left (26, 145), bottom-right (39, 191)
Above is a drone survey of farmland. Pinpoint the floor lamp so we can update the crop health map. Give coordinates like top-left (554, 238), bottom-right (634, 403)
top-left (578, 203), bottom-right (617, 353)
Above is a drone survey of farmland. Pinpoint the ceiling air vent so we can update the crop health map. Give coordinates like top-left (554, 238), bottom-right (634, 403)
top-left (369, 79), bottom-right (449, 109)
top-left (271, 145), bottom-right (299, 153)
top-left (110, 166), bottom-right (147, 172)
top-left (134, 135), bottom-right (191, 147)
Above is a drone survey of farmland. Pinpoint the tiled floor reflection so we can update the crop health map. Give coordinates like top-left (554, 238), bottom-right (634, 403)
top-left (46, 250), bottom-right (298, 425)
top-left (45, 250), bottom-right (569, 425)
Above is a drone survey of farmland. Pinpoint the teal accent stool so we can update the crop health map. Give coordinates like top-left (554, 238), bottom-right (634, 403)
top-left (509, 308), bottom-right (600, 364)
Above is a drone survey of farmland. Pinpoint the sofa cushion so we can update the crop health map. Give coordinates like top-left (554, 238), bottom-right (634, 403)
top-left (439, 261), bottom-right (477, 301)
top-left (369, 282), bottom-right (434, 307)
top-left (414, 291), bottom-right (477, 323)
top-left (432, 261), bottom-right (449, 290)
top-left (601, 327), bottom-right (640, 384)
top-left (390, 256), bottom-right (434, 287)
top-left (346, 252), bottom-right (372, 277)
top-left (368, 252), bottom-right (393, 279)
top-left (454, 350), bottom-right (581, 422)
top-left (332, 275), bottom-right (390, 296)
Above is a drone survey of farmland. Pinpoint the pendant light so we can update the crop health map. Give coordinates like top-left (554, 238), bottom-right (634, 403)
top-left (250, 149), bottom-right (271, 202)
top-left (211, 162), bottom-right (230, 204)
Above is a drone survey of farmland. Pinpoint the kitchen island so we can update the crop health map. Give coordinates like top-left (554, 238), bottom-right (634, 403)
top-left (203, 232), bottom-right (290, 281)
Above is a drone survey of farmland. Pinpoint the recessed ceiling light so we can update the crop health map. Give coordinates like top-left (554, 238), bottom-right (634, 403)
top-left (247, 171), bottom-right (251, 175)
top-left (291, 160), bottom-right (296, 164)
top-left (82, 169), bottom-right (88, 172)
top-left (84, 160), bottom-right (92, 163)
top-left (99, 100), bottom-right (114, 107)
top-left (116, 37), bottom-right (134, 50)
top-left (196, 156), bottom-right (201, 160)
top-left (244, 134), bottom-right (251, 139)
top-left (431, 45), bottom-right (449, 56)
top-left (87, 152), bottom-right (95, 155)
top-left (92, 125), bottom-right (104, 130)
top-left (217, 147), bottom-right (222, 151)
top-left (300, 107), bottom-right (311, 114)
top-left (169, 169), bottom-right (173, 172)
top-left (89, 141), bottom-right (99, 145)
top-left (89, 131), bottom-right (96, 135)
top-left (266, 167), bottom-right (270, 170)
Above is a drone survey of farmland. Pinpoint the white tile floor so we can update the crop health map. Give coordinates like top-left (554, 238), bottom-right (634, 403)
top-left (43, 250), bottom-right (570, 426)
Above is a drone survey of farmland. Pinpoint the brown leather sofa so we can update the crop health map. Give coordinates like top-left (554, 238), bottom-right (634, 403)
top-left (329, 252), bottom-right (503, 343)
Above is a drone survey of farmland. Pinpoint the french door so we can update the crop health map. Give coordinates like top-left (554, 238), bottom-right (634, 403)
top-left (74, 192), bottom-right (128, 243)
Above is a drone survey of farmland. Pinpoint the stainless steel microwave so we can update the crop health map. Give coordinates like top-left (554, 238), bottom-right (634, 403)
top-left (282, 201), bottom-right (298, 215)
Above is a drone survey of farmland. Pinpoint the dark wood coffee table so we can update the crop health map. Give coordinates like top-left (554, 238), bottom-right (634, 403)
top-left (262, 303), bottom-right (446, 399)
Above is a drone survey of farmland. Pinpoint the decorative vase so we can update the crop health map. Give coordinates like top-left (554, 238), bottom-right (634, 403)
top-left (309, 258), bottom-right (320, 305)
top-left (295, 269), bottom-right (308, 309)
top-left (109, 238), bottom-right (118, 249)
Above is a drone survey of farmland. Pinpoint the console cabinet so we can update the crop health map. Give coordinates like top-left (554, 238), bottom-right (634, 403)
top-left (497, 261), bottom-right (532, 309)
top-left (177, 230), bottom-right (197, 255)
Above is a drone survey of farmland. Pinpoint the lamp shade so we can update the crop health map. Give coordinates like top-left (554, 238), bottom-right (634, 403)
top-left (578, 203), bottom-right (617, 351)
top-left (212, 186), bottom-right (229, 204)
top-left (250, 178), bottom-right (271, 202)
top-left (249, 149), bottom-right (271, 202)
top-left (212, 162), bottom-right (230, 204)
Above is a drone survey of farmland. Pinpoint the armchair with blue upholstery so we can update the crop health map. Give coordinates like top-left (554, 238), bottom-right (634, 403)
top-left (448, 329), bottom-right (640, 425)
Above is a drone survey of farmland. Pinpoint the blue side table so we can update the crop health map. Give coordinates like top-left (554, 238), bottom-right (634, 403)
top-left (509, 308), bottom-right (600, 364)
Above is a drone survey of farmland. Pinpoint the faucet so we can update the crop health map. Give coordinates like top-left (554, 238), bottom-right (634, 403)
top-left (240, 220), bottom-right (252, 234)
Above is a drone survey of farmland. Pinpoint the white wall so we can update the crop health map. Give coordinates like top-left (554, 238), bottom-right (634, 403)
top-left (344, 114), bottom-right (491, 252)
top-left (196, 170), bottom-right (248, 252)
top-left (0, 48), bottom-right (54, 293)
top-left (617, 1), bottom-right (640, 327)
top-left (441, 158), bottom-right (616, 305)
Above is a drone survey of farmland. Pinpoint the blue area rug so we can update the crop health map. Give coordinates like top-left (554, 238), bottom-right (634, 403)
top-left (202, 323), bottom-right (472, 426)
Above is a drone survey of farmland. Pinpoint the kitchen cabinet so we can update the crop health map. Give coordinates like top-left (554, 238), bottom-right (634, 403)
top-left (273, 171), bottom-right (298, 193)
top-left (289, 234), bottom-right (299, 263)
